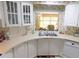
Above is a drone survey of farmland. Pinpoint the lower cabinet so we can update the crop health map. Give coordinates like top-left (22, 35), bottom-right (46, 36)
top-left (0, 39), bottom-right (66, 58)
top-left (63, 41), bottom-right (79, 58)
top-left (27, 40), bottom-right (37, 58)
top-left (37, 39), bottom-right (65, 56)
top-left (13, 42), bottom-right (28, 58)
top-left (0, 49), bottom-right (13, 58)
top-left (49, 39), bottom-right (65, 55)
top-left (37, 39), bottom-right (49, 55)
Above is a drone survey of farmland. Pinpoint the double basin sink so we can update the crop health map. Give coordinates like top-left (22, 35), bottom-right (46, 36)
top-left (39, 31), bottom-right (58, 36)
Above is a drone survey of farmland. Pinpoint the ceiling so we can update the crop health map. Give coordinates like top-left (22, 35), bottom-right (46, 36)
top-left (32, 1), bottom-right (79, 5)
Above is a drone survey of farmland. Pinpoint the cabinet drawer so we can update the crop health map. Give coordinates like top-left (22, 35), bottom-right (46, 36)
top-left (65, 41), bottom-right (79, 48)
top-left (63, 41), bottom-right (79, 58)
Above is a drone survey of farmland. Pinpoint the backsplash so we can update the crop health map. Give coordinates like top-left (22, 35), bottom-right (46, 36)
top-left (0, 27), bottom-right (9, 33)
top-left (0, 27), bottom-right (9, 42)
top-left (65, 26), bottom-right (79, 36)
top-left (7, 26), bottom-right (32, 38)
top-left (0, 25), bottom-right (34, 40)
top-left (0, 19), bottom-right (2, 27)
top-left (1, 25), bottom-right (79, 39)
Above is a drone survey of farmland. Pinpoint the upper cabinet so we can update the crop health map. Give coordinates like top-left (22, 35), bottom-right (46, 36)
top-left (21, 3), bottom-right (33, 26)
top-left (3, 1), bottom-right (33, 27)
top-left (64, 4), bottom-right (79, 27)
top-left (0, 2), bottom-right (5, 27)
top-left (3, 1), bottom-right (21, 27)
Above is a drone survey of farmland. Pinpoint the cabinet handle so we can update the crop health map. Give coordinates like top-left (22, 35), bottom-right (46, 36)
top-left (72, 43), bottom-right (74, 45)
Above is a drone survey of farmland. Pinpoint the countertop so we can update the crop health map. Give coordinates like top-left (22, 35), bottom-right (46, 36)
top-left (0, 32), bottom-right (79, 55)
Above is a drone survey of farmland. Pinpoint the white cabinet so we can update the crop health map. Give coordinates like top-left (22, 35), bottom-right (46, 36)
top-left (3, 1), bottom-right (21, 27)
top-left (13, 42), bottom-right (27, 58)
top-left (37, 39), bottom-right (49, 55)
top-left (3, 2), bottom-right (33, 27)
top-left (0, 2), bottom-right (2, 19)
top-left (0, 49), bottom-right (13, 58)
top-left (0, 2), bottom-right (5, 27)
top-left (21, 3), bottom-right (33, 26)
top-left (27, 40), bottom-right (37, 58)
top-left (63, 41), bottom-right (79, 58)
top-left (37, 39), bottom-right (65, 56)
top-left (64, 4), bottom-right (79, 26)
top-left (49, 39), bottom-right (65, 55)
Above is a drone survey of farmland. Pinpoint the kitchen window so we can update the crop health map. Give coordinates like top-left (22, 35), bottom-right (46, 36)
top-left (35, 13), bottom-right (59, 31)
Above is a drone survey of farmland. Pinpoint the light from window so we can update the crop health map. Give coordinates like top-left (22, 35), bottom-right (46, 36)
top-left (35, 13), bottom-right (59, 31)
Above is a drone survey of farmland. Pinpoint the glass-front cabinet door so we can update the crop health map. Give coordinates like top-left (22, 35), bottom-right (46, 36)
top-left (21, 3), bottom-right (33, 26)
top-left (3, 1), bottom-right (21, 26)
top-left (3, 2), bottom-right (33, 26)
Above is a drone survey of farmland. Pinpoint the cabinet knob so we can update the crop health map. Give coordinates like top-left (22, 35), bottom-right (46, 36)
top-left (0, 54), bottom-right (2, 56)
top-left (72, 43), bottom-right (74, 45)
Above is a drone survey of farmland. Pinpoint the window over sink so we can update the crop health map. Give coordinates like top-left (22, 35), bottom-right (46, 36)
top-left (35, 12), bottom-right (59, 31)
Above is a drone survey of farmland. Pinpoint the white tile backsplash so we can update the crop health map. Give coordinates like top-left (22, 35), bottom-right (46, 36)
top-left (8, 26), bottom-right (31, 38)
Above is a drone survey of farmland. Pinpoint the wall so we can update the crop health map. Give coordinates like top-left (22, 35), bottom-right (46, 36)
top-left (33, 4), bottom-right (65, 11)
top-left (33, 9), bottom-right (65, 31)
top-left (1, 2), bottom-right (65, 39)
top-left (7, 26), bottom-right (32, 38)
top-left (65, 26), bottom-right (79, 35)
top-left (0, 1), bottom-right (33, 39)
top-left (58, 12), bottom-right (66, 33)
top-left (33, 4), bottom-right (65, 31)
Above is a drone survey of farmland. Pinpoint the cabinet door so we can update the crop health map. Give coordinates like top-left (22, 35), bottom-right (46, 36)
top-left (13, 43), bottom-right (27, 58)
top-left (0, 2), bottom-right (5, 27)
top-left (37, 39), bottom-right (49, 55)
top-left (0, 49), bottom-right (13, 58)
top-left (21, 3), bottom-right (33, 26)
top-left (64, 4), bottom-right (79, 26)
top-left (49, 39), bottom-right (65, 55)
top-left (27, 40), bottom-right (37, 58)
top-left (4, 1), bottom-right (21, 26)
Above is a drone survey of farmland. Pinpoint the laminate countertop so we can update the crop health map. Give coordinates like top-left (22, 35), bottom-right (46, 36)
top-left (0, 32), bottom-right (79, 55)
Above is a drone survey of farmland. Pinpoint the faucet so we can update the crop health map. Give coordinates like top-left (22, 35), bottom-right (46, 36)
top-left (39, 31), bottom-right (57, 36)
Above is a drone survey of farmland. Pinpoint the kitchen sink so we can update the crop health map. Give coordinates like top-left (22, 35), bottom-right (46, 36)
top-left (39, 31), bottom-right (58, 36)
